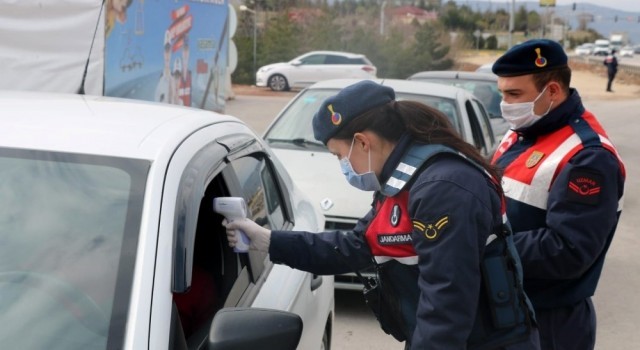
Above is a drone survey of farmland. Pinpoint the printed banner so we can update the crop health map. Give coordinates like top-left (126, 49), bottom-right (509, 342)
top-left (104, 0), bottom-right (229, 112)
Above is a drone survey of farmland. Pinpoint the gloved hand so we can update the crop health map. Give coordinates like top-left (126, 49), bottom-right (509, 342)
top-left (223, 218), bottom-right (271, 252)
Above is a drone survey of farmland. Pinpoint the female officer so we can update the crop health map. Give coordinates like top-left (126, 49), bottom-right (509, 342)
top-left (224, 80), bottom-right (540, 349)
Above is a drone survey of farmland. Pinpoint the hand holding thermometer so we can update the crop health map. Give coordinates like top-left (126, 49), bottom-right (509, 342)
top-left (213, 197), bottom-right (250, 253)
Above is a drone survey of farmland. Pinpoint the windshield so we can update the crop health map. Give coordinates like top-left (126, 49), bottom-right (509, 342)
top-left (0, 148), bottom-right (148, 350)
top-left (265, 88), bottom-right (461, 149)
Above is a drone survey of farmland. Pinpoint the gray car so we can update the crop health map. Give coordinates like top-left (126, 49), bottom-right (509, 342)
top-left (262, 78), bottom-right (497, 290)
top-left (408, 70), bottom-right (509, 140)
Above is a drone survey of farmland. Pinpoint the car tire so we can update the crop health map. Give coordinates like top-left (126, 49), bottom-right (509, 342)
top-left (268, 74), bottom-right (289, 92)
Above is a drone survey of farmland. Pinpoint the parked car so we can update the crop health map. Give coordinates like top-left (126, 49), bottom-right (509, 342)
top-left (256, 51), bottom-right (377, 92)
top-left (262, 79), bottom-right (497, 290)
top-left (619, 45), bottom-right (634, 57)
top-left (574, 43), bottom-right (595, 56)
top-left (408, 71), bottom-right (509, 140)
top-left (475, 62), bottom-right (494, 74)
top-left (0, 91), bottom-right (333, 350)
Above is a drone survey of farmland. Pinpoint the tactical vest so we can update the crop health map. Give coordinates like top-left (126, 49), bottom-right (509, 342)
top-left (363, 143), bottom-right (535, 348)
top-left (492, 112), bottom-right (625, 212)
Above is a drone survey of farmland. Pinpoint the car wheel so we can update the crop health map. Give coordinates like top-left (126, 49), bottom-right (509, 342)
top-left (268, 74), bottom-right (289, 92)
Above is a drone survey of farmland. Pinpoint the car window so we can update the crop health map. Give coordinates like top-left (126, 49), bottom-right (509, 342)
top-left (299, 54), bottom-right (325, 65)
top-left (0, 148), bottom-right (147, 350)
top-left (171, 148), bottom-right (290, 346)
top-left (265, 89), bottom-right (461, 148)
top-left (412, 77), bottom-right (502, 118)
top-left (230, 155), bottom-right (285, 230)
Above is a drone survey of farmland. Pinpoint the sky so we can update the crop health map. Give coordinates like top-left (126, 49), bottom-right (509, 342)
top-left (492, 1), bottom-right (640, 13)
top-left (551, 1), bottom-right (640, 13)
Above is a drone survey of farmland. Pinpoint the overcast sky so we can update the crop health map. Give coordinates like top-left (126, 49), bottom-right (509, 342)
top-left (556, 0), bottom-right (640, 12)
top-left (494, 1), bottom-right (640, 13)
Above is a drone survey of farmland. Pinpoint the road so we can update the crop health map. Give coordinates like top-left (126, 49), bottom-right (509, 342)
top-left (225, 92), bottom-right (640, 350)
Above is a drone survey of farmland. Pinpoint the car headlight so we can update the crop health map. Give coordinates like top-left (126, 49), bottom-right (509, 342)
top-left (258, 67), bottom-right (273, 74)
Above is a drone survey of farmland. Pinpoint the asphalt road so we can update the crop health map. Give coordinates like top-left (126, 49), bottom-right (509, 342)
top-left (225, 93), bottom-right (640, 350)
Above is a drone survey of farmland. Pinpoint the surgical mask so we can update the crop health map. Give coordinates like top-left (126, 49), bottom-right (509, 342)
top-left (339, 138), bottom-right (381, 192)
top-left (500, 86), bottom-right (553, 130)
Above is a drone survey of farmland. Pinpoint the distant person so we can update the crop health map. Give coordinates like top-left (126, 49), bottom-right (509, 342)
top-left (492, 39), bottom-right (626, 350)
top-left (603, 49), bottom-right (618, 92)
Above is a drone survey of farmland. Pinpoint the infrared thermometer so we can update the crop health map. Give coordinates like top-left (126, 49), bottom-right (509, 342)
top-left (213, 197), bottom-right (250, 253)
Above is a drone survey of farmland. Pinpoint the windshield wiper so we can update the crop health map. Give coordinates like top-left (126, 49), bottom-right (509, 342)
top-left (266, 138), bottom-right (325, 148)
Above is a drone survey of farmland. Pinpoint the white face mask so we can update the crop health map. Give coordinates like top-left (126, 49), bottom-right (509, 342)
top-left (500, 86), bottom-right (553, 130)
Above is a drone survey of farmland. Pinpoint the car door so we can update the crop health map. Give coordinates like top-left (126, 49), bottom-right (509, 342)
top-left (289, 54), bottom-right (327, 88)
top-left (149, 124), bottom-right (330, 350)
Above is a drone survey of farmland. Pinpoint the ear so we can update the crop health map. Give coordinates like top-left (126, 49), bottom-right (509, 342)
top-left (547, 82), bottom-right (562, 98)
top-left (353, 132), bottom-right (370, 151)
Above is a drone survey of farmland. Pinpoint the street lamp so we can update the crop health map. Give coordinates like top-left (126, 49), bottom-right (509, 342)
top-left (239, 5), bottom-right (257, 85)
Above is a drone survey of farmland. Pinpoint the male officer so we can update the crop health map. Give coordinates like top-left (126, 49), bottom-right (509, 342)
top-left (491, 39), bottom-right (626, 350)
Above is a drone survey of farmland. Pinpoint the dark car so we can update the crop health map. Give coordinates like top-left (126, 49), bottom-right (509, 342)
top-left (408, 71), bottom-right (509, 140)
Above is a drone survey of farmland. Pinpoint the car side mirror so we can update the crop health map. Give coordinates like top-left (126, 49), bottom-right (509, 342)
top-left (208, 308), bottom-right (303, 350)
top-left (290, 60), bottom-right (302, 66)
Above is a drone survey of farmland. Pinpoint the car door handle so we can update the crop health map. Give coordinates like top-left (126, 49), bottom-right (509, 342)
top-left (310, 274), bottom-right (323, 291)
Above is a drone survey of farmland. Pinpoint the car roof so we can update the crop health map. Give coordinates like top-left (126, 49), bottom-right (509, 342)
top-left (0, 91), bottom-right (241, 160)
top-left (408, 71), bottom-right (497, 81)
top-left (299, 51), bottom-right (367, 58)
top-left (305, 78), bottom-right (469, 99)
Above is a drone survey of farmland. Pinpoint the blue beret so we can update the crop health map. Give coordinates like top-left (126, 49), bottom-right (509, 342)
top-left (312, 80), bottom-right (395, 144)
top-left (492, 39), bottom-right (568, 77)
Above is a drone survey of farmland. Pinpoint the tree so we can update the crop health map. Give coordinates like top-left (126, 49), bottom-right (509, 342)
top-left (412, 21), bottom-right (454, 72)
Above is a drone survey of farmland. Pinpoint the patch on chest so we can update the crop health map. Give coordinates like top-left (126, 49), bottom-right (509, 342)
top-left (525, 150), bottom-right (545, 168)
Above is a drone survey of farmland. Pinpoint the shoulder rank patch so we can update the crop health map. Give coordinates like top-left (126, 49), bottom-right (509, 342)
top-left (567, 168), bottom-right (603, 205)
top-left (526, 150), bottom-right (545, 168)
top-left (413, 215), bottom-right (449, 240)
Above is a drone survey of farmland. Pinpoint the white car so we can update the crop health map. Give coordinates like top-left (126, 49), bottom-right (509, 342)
top-left (574, 43), bottom-right (595, 56)
top-left (619, 45), bottom-right (634, 57)
top-left (0, 92), bottom-right (333, 350)
top-left (408, 70), bottom-right (509, 140)
top-left (262, 79), bottom-right (497, 290)
top-left (256, 51), bottom-right (377, 92)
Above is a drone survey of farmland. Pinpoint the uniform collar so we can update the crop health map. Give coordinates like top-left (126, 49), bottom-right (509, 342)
top-left (516, 88), bottom-right (585, 138)
top-left (380, 133), bottom-right (412, 184)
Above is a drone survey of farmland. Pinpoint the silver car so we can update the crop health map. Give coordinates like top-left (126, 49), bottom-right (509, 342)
top-left (263, 78), bottom-right (497, 290)
top-left (0, 91), bottom-right (333, 350)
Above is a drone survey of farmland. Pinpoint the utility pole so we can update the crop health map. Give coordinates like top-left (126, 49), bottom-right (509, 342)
top-left (380, 1), bottom-right (387, 36)
top-left (508, 0), bottom-right (514, 49)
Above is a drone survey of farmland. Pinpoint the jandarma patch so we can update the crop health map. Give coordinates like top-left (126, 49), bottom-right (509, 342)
top-left (567, 168), bottom-right (603, 205)
top-left (413, 216), bottom-right (449, 240)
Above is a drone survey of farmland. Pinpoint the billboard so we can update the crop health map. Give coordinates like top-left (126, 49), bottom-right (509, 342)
top-left (104, 0), bottom-right (229, 112)
top-left (539, 0), bottom-right (556, 7)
